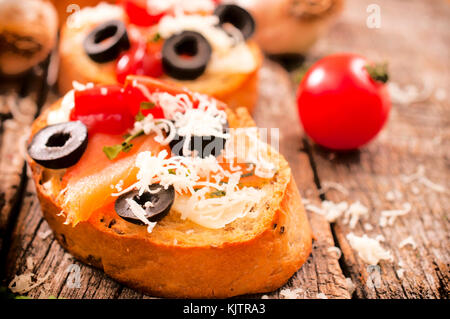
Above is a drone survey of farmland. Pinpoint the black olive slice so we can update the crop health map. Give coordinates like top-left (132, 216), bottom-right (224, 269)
top-left (115, 184), bottom-right (175, 225)
top-left (83, 20), bottom-right (130, 63)
top-left (169, 121), bottom-right (229, 158)
top-left (27, 121), bottom-right (88, 169)
top-left (214, 4), bottom-right (255, 40)
top-left (162, 31), bottom-right (212, 80)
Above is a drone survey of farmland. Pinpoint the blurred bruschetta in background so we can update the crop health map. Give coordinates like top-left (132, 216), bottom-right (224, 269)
top-left (0, 0), bottom-right (58, 75)
top-left (233, 0), bottom-right (344, 55)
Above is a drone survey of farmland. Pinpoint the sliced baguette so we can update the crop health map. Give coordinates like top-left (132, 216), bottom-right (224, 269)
top-left (28, 103), bottom-right (312, 298)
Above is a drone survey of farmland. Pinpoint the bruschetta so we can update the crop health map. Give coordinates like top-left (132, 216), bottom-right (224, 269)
top-left (27, 76), bottom-right (312, 298)
top-left (57, 1), bottom-right (263, 112)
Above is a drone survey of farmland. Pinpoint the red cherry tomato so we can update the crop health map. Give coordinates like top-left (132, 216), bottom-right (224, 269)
top-left (120, 0), bottom-right (165, 27)
top-left (297, 53), bottom-right (391, 150)
top-left (116, 40), bottom-right (163, 83)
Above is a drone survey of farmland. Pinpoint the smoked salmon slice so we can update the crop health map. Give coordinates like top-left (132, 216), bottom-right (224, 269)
top-left (61, 132), bottom-right (168, 225)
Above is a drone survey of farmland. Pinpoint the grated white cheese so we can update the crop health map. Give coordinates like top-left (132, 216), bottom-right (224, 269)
top-left (158, 13), bottom-right (233, 52)
top-left (305, 200), bottom-right (348, 223)
top-left (398, 236), bottom-right (417, 249)
top-left (125, 198), bottom-right (157, 233)
top-left (387, 78), bottom-right (434, 105)
top-left (346, 277), bottom-right (355, 295)
top-left (318, 181), bottom-right (349, 196)
top-left (434, 88), bottom-right (446, 101)
top-left (47, 82), bottom-right (94, 125)
top-left (115, 150), bottom-right (266, 229)
top-left (114, 180), bottom-right (124, 192)
top-left (134, 85), bottom-right (231, 157)
top-left (316, 293), bottom-right (328, 299)
top-left (385, 190), bottom-right (402, 202)
top-left (26, 257), bottom-right (34, 270)
top-left (344, 201), bottom-right (369, 229)
top-left (279, 288), bottom-right (303, 299)
top-left (38, 230), bottom-right (52, 240)
top-left (224, 127), bottom-right (277, 179)
top-left (396, 268), bottom-right (405, 279)
top-left (173, 179), bottom-right (265, 229)
top-left (130, 114), bottom-right (176, 145)
top-left (401, 165), bottom-right (447, 194)
top-left (67, 2), bottom-right (125, 29)
top-left (8, 272), bottom-right (50, 294)
top-left (346, 233), bottom-right (393, 265)
top-left (380, 203), bottom-right (412, 226)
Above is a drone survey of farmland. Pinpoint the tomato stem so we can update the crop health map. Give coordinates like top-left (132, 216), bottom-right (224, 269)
top-left (365, 62), bottom-right (389, 83)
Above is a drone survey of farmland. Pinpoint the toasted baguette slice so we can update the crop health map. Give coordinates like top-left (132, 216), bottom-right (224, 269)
top-left (28, 104), bottom-right (312, 298)
top-left (57, 4), bottom-right (263, 112)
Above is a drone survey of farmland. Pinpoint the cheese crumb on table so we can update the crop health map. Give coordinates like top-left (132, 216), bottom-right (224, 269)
top-left (346, 233), bottom-right (393, 265)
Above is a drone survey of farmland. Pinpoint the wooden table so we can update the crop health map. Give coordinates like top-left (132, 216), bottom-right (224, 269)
top-left (0, 0), bottom-right (448, 299)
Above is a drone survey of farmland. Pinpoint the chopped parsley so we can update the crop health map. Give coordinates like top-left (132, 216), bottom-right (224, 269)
top-left (151, 33), bottom-right (161, 42)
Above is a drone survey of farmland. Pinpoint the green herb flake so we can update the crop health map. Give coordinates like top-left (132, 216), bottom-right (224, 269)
top-left (207, 190), bottom-right (226, 198)
top-left (103, 144), bottom-right (123, 160)
top-left (140, 101), bottom-right (155, 110)
top-left (151, 33), bottom-right (161, 42)
top-left (103, 130), bottom-right (144, 160)
top-left (135, 111), bottom-right (145, 122)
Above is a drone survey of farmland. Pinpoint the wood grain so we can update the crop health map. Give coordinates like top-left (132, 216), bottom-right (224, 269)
top-left (301, 0), bottom-right (450, 298)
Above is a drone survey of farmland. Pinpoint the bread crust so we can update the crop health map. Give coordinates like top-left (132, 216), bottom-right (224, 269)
top-left (28, 104), bottom-right (312, 298)
top-left (57, 6), bottom-right (263, 112)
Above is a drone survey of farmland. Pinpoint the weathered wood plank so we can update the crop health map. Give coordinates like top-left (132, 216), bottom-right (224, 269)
top-left (300, 0), bottom-right (450, 298)
top-left (253, 61), bottom-right (350, 299)
top-left (0, 56), bottom-right (54, 259)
